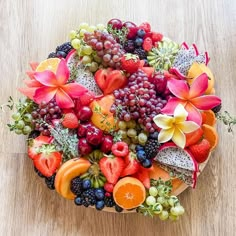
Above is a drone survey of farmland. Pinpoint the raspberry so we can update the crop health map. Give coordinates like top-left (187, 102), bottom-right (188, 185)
top-left (139, 22), bottom-right (151, 33)
top-left (151, 32), bottom-right (163, 43)
top-left (143, 37), bottom-right (153, 51)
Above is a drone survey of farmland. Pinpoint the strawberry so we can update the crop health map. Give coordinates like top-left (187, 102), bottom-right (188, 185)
top-left (151, 32), bottom-right (163, 43)
top-left (132, 166), bottom-right (151, 189)
top-left (143, 37), bottom-right (153, 51)
top-left (104, 182), bottom-right (114, 193)
top-left (120, 53), bottom-right (140, 73)
top-left (185, 128), bottom-right (204, 147)
top-left (188, 139), bottom-right (211, 163)
top-left (62, 112), bottom-right (79, 129)
top-left (139, 22), bottom-right (151, 33)
top-left (99, 155), bottom-right (125, 184)
top-left (111, 141), bottom-right (129, 157)
top-left (95, 68), bottom-right (127, 95)
top-left (120, 152), bottom-right (140, 177)
top-left (28, 135), bottom-right (53, 160)
top-left (33, 144), bottom-right (62, 177)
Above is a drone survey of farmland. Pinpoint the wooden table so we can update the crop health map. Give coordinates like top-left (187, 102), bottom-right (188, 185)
top-left (0, 0), bottom-right (236, 235)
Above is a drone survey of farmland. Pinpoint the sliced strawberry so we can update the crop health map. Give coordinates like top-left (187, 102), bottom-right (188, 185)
top-left (104, 182), bottom-right (114, 193)
top-left (185, 128), bottom-right (204, 147)
top-left (95, 68), bottom-right (113, 91)
top-left (99, 155), bottom-right (125, 184)
top-left (132, 166), bottom-right (150, 188)
top-left (33, 145), bottom-right (62, 177)
top-left (28, 135), bottom-right (53, 160)
top-left (140, 66), bottom-right (155, 78)
top-left (120, 152), bottom-right (140, 177)
top-left (143, 37), bottom-right (153, 51)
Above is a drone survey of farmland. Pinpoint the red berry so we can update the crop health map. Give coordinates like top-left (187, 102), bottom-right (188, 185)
top-left (139, 22), bottom-right (151, 33)
top-left (143, 37), bottom-right (153, 51)
top-left (151, 32), bottom-right (163, 43)
top-left (104, 182), bottom-right (114, 193)
top-left (111, 141), bottom-right (129, 157)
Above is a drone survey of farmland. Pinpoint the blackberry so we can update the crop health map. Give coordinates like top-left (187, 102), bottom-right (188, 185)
top-left (28, 130), bottom-right (40, 139)
top-left (34, 166), bottom-right (45, 178)
top-left (45, 174), bottom-right (56, 190)
top-left (81, 189), bottom-right (96, 206)
top-left (70, 177), bottom-right (83, 195)
top-left (47, 52), bottom-right (58, 59)
top-left (144, 139), bottom-right (161, 159)
top-left (124, 40), bottom-right (135, 53)
top-left (134, 48), bottom-right (147, 59)
top-left (104, 196), bottom-right (116, 207)
top-left (56, 42), bottom-right (72, 55)
top-left (212, 104), bottom-right (222, 114)
top-left (115, 205), bottom-right (123, 213)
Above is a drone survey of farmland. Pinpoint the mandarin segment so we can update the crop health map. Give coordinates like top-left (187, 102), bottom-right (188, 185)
top-left (201, 110), bottom-right (216, 126)
top-left (202, 124), bottom-right (219, 151)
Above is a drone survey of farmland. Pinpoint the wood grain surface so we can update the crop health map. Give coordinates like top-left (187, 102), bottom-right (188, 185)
top-left (0, 0), bottom-right (236, 235)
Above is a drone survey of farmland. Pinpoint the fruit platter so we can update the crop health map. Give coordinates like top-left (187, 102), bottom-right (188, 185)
top-left (5, 19), bottom-right (222, 220)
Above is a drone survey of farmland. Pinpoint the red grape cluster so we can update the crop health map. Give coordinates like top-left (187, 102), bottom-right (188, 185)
top-left (83, 30), bottom-right (125, 69)
top-left (31, 100), bottom-right (62, 136)
top-left (111, 70), bottom-right (167, 133)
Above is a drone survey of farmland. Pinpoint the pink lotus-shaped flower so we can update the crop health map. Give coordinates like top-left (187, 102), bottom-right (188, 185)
top-left (18, 60), bottom-right (88, 108)
top-left (161, 73), bottom-right (221, 125)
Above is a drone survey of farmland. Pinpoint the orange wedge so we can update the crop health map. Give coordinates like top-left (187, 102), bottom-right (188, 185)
top-left (113, 177), bottom-right (146, 210)
top-left (36, 58), bottom-right (60, 73)
top-left (202, 124), bottom-right (219, 151)
top-left (202, 110), bottom-right (216, 126)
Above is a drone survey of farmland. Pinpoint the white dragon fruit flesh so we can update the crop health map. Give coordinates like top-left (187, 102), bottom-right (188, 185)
top-left (170, 42), bottom-right (210, 79)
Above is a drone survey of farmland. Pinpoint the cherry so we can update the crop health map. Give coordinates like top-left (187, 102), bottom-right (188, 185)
top-left (123, 21), bottom-right (137, 28)
top-left (77, 122), bottom-right (92, 137)
top-left (123, 21), bottom-right (138, 39)
top-left (77, 106), bottom-right (93, 121)
top-left (107, 18), bottom-right (123, 29)
top-left (78, 138), bottom-right (93, 155)
top-left (86, 126), bottom-right (103, 146)
top-left (101, 135), bottom-right (113, 153)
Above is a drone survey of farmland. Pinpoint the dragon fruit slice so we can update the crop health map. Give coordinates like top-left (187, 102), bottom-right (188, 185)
top-left (66, 50), bottom-right (103, 97)
top-left (154, 142), bottom-right (199, 172)
top-left (170, 43), bottom-right (210, 78)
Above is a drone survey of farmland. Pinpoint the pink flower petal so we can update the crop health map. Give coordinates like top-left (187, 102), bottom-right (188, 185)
top-left (18, 87), bottom-right (38, 100)
top-left (34, 71), bottom-right (58, 87)
top-left (167, 79), bottom-right (189, 99)
top-left (161, 97), bottom-right (186, 115)
top-left (189, 73), bottom-right (208, 98)
top-left (23, 79), bottom-right (43, 88)
top-left (26, 71), bottom-right (35, 80)
top-left (55, 88), bottom-right (75, 108)
top-left (34, 87), bottom-right (57, 104)
top-left (62, 83), bottom-right (88, 98)
top-left (56, 59), bottom-right (70, 85)
top-left (190, 95), bottom-right (221, 110)
top-left (185, 103), bottom-right (202, 125)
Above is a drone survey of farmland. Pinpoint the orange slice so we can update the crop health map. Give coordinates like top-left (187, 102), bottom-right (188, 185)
top-left (113, 177), bottom-right (146, 210)
top-left (202, 124), bottom-right (219, 150)
top-left (202, 110), bottom-right (216, 126)
top-left (36, 58), bottom-right (60, 73)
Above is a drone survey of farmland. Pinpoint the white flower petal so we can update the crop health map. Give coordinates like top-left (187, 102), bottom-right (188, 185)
top-left (153, 114), bottom-right (174, 129)
top-left (158, 127), bottom-right (175, 143)
top-left (174, 104), bottom-right (188, 123)
top-left (177, 121), bottom-right (199, 134)
top-left (172, 128), bottom-right (186, 149)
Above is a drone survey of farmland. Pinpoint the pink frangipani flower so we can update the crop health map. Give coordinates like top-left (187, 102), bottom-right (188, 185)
top-left (161, 73), bottom-right (221, 125)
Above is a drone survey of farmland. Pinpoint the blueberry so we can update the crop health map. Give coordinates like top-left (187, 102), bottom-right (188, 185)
top-left (135, 37), bottom-right (143, 47)
top-left (74, 196), bottom-right (83, 206)
top-left (95, 200), bottom-right (105, 211)
top-left (82, 179), bottom-right (91, 190)
top-left (95, 188), bottom-right (105, 200)
top-left (137, 29), bottom-right (146, 38)
top-left (135, 145), bottom-right (144, 151)
top-left (56, 50), bottom-right (67, 58)
top-left (115, 205), bottom-right (123, 213)
top-left (137, 150), bottom-right (146, 162)
top-left (142, 159), bottom-right (152, 168)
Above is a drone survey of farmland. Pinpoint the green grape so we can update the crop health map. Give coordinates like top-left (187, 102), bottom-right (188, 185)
top-left (127, 128), bottom-right (137, 138)
top-left (123, 138), bottom-right (131, 145)
top-left (82, 45), bottom-right (93, 55)
top-left (158, 189), bottom-right (166, 197)
top-left (126, 120), bottom-right (136, 129)
top-left (96, 23), bottom-right (105, 30)
top-left (138, 133), bottom-right (148, 145)
top-left (79, 22), bottom-right (89, 30)
top-left (16, 120), bottom-right (25, 129)
top-left (15, 129), bottom-right (23, 135)
top-left (71, 38), bottom-right (81, 49)
top-left (87, 25), bottom-right (96, 32)
top-left (129, 144), bottom-right (136, 152)
top-left (23, 126), bottom-right (32, 135)
top-left (162, 200), bottom-right (170, 208)
top-left (69, 30), bottom-right (77, 40)
top-left (82, 55), bottom-right (92, 64)
top-left (168, 196), bottom-right (179, 207)
top-left (89, 62), bottom-right (98, 72)
top-left (149, 187), bottom-right (158, 197)
top-left (159, 210), bottom-right (169, 220)
top-left (93, 54), bottom-right (102, 63)
top-left (169, 214), bottom-right (179, 221)
top-left (131, 136), bottom-right (139, 144)
top-left (152, 202), bottom-right (163, 214)
top-left (157, 196), bottom-right (165, 204)
top-left (118, 121), bottom-right (127, 130)
top-left (23, 114), bottom-right (32, 123)
top-left (12, 113), bottom-right (21, 121)
top-left (118, 130), bottom-right (127, 139)
top-left (79, 29), bottom-right (87, 37)
top-left (146, 196), bottom-right (156, 206)
top-left (171, 205), bottom-right (185, 216)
